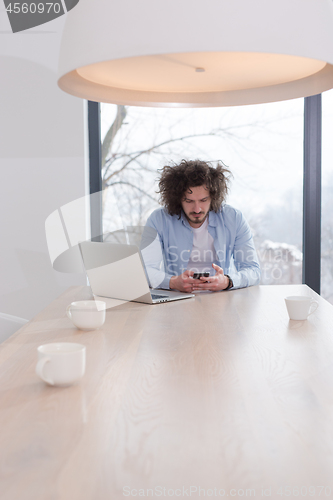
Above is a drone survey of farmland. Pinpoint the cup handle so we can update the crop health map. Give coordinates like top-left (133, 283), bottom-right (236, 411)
top-left (66, 305), bottom-right (72, 319)
top-left (36, 357), bottom-right (54, 386)
top-left (308, 300), bottom-right (319, 316)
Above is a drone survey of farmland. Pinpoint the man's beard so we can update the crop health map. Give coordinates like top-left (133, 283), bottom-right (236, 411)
top-left (186, 211), bottom-right (208, 225)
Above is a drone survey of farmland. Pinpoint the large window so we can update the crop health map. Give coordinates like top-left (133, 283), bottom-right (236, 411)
top-left (322, 89), bottom-right (333, 304)
top-left (100, 100), bottom-right (304, 286)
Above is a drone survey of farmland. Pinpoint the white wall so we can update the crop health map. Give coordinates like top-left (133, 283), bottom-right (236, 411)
top-left (0, 13), bottom-right (87, 319)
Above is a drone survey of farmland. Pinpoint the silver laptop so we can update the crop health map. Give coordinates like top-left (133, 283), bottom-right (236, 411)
top-left (79, 241), bottom-right (195, 304)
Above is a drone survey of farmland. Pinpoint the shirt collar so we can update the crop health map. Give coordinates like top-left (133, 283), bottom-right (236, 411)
top-left (180, 210), bottom-right (192, 229)
top-left (208, 211), bottom-right (218, 227)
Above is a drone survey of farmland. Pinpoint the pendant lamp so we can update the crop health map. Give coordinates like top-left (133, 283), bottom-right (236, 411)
top-left (58, 0), bottom-right (333, 107)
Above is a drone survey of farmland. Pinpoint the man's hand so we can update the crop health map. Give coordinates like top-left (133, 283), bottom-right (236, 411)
top-left (169, 270), bottom-right (195, 293)
top-left (192, 263), bottom-right (230, 292)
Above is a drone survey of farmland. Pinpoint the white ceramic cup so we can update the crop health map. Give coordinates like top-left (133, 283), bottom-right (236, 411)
top-left (285, 295), bottom-right (319, 320)
top-left (66, 300), bottom-right (106, 330)
top-left (36, 343), bottom-right (86, 386)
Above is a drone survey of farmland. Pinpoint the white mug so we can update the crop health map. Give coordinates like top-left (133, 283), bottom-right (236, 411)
top-left (66, 300), bottom-right (106, 330)
top-left (36, 343), bottom-right (86, 386)
top-left (285, 295), bottom-right (319, 320)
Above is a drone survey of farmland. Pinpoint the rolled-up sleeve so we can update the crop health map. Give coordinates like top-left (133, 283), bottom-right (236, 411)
top-left (228, 211), bottom-right (261, 289)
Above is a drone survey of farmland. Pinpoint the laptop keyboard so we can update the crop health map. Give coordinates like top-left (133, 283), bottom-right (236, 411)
top-left (151, 293), bottom-right (169, 300)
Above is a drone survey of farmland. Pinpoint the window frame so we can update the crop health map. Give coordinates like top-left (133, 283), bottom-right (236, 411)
top-left (88, 96), bottom-right (323, 294)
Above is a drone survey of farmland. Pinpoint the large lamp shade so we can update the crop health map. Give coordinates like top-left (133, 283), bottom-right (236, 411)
top-left (58, 0), bottom-right (333, 107)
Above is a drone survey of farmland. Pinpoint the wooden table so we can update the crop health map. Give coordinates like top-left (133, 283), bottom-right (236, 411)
top-left (1, 285), bottom-right (333, 500)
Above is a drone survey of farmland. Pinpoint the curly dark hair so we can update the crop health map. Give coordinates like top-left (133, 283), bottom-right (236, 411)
top-left (158, 159), bottom-right (232, 216)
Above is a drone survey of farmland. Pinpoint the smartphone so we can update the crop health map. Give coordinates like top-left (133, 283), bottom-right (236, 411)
top-left (193, 272), bottom-right (210, 279)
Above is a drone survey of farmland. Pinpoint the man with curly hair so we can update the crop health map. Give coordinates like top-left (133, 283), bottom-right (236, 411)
top-left (141, 159), bottom-right (260, 293)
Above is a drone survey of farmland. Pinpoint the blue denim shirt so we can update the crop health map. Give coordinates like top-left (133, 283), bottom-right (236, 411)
top-left (141, 205), bottom-right (261, 290)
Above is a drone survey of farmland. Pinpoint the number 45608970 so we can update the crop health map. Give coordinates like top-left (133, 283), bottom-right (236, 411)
top-left (277, 486), bottom-right (332, 496)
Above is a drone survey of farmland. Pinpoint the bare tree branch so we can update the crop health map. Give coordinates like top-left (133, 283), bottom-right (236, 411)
top-left (102, 105), bottom-right (127, 167)
top-left (106, 181), bottom-right (159, 202)
top-left (102, 131), bottom-right (235, 184)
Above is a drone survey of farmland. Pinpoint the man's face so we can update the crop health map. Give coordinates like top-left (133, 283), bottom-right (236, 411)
top-left (181, 185), bottom-right (211, 228)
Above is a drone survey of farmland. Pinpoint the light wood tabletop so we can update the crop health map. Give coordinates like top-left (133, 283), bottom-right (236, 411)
top-left (1, 284), bottom-right (333, 500)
